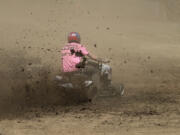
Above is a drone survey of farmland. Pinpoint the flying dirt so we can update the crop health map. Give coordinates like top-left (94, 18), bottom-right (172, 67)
top-left (0, 0), bottom-right (180, 135)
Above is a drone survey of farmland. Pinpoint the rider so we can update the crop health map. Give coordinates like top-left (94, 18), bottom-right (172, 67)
top-left (60, 32), bottom-right (124, 97)
top-left (61, 32), bottom-right (108, 73)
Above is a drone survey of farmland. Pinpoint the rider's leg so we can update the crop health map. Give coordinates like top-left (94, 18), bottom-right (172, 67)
top-left (83, 61), bottom-right (99, 78)
top-left (83, 62), bottom-right (102, 92)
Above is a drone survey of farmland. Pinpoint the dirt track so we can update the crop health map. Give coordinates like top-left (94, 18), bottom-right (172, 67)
top-left (1, 91), bottom-right (180, 135)
top-left (0, 0), bottom-right (180, 134)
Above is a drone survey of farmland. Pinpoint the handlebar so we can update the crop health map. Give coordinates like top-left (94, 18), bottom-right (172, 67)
top-left (76, 56), bottom-right (110, 69)
top-left (86, 57), bottom-right (110, 64)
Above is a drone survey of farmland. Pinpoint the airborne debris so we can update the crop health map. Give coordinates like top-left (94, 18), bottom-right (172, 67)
top-left (17, 121), bottom-right (21, 123)
top-left (28, 63), bottom-right (32, 66)
top-left (21, 67), bottom-right (25, 72)
top-left (150, 70), bottom-right (154, 73)
top-left (16, 41), bottom-right (19, 44)
top-left (106, 27), bottom-right (110, 30)
top-left (80, 107), bottom-right (87, 111)
top-left (124, 60), bottom-right (127, 64)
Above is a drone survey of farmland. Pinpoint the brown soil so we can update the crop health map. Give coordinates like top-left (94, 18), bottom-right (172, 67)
top-left (0, 0), bottom-right (180, 134)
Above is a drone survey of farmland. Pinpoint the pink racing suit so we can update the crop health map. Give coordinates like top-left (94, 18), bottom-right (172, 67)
top-left (61, 42), bottom-right (89, 72)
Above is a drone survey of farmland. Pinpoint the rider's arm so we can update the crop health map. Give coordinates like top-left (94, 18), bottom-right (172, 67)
top-left (87, 53), bottom-right (108, 63)
top-left (80, 45), bottom-right (109, 63)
